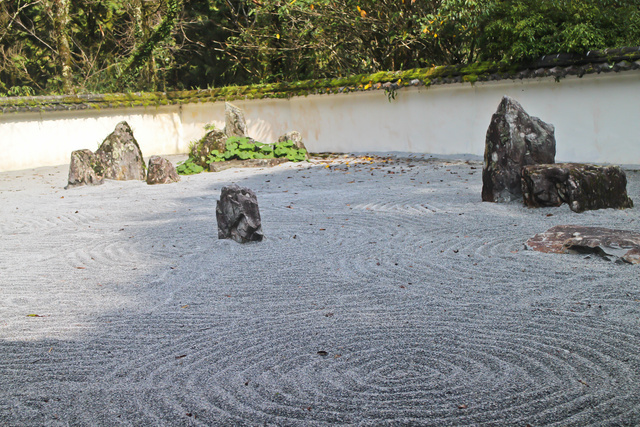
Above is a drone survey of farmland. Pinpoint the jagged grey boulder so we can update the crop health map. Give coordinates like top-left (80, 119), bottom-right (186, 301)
top-left (66, 149), bottom-right (104, 189)
top-left (95, 121), bottom-right (146, 181)
top-left (146, 156), bottom-right (180, 185)
top-left (224, 102), bottom-right (247, 138)
top-left (482, 96), bottom-right (556, 202)
top-left (526, 225), bottom-right (640, 264)
top-left (216, 184), bottom-right (263, 243)
top-left (522, 163), bottom-right (633, 212)
top-left (190, 128), bottom-right (227, 168)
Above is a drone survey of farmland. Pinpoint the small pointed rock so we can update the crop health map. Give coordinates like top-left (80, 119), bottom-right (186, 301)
top-left (66, 149), bottom-right (104, 189)
top-left (147, 156), bottom-right (180, 185)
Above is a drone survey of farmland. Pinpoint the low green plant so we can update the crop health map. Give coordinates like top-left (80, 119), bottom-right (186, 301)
top-left (184, 134), bottom-right (308, 175)
top-left (176, 158), bottom-right (204, 175)
top-left (206, 150), bottom-right (225, 163)
top-left (275, 140), bottom-right (307, 162)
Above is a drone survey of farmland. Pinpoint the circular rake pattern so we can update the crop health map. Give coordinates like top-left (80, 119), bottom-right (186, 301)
top-left (86, 308), bottom-right (640, 425)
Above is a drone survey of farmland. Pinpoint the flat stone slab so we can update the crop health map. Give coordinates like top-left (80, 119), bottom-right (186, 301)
top-left (522, 163), bottom-right (633, 212)
top-left (526, 225), bottom-right (640, 264)
top-left (209, 158), bottom-right (289, 172)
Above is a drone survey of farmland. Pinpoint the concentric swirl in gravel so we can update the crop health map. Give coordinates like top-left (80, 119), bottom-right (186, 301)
top-left (76, 308), bottom-right (640, 425)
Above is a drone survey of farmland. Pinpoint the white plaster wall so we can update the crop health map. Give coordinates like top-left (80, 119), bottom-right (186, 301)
top-left (284, 72), bottom-right (640, 164)
top-left (0, 71), bottom-right (638, 172)
top-left (0, 105), bottom-right (185, 171)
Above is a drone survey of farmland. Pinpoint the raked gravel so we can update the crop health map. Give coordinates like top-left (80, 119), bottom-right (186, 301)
top-left (1, 153), bottom-right (639, 426)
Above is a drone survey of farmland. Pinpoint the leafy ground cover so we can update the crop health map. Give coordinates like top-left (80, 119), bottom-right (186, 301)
top-left (176, 136), bottom-right (307, 175)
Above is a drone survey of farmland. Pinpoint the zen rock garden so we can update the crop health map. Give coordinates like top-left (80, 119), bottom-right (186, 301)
top-left (481, 95), bottom-right (636, 264)
top-left (64, 97), bottom-right (637, 261)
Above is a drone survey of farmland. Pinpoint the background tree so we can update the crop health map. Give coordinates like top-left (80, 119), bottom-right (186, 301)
top-left (0, 0), bottom-right (639, 95)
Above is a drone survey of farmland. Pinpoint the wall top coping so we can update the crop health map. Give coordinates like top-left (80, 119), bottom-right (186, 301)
top-left (1, 46), bottom-right (639, 115)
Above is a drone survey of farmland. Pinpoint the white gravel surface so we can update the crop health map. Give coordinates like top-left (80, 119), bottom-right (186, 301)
top-left (1, 153), bottom-right (639, 426)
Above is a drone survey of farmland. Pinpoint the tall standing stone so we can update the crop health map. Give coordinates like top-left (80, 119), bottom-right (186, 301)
top-left (216, 184), bottom-right (264, 243)
top-left (224, 102), bottom-right (247, 138)
top-left (95, 121), bottom-right (146, 181)
top-left (482, 96), bottom-right (556, 202)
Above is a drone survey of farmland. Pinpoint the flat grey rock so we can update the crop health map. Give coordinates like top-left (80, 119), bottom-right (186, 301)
top-left (526, 225), bottom-right (640, 264)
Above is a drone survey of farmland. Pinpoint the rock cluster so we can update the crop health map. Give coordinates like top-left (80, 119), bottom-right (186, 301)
top-left (66, 121), bottom-right (178, 188)
top-left (190, 102), bottom-right (308, 170)
top-left (216, 184), bottom-right (264, 243)
top-left (482, 96), bottom-right (633, 213)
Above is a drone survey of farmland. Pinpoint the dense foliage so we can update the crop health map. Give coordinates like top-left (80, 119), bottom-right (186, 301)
top-left (1, 0), bottom-right (639, 96)
top-left (177, 136), bottom-right (307, 175)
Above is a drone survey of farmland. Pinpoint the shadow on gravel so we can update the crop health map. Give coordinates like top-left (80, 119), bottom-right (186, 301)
top-left (2, 158), bottom-right (640, 426)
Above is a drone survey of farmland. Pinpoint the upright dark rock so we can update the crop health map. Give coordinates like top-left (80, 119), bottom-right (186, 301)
top-left (146, 156), bottom-right (180, 185)
top-left (66, 149), bottom-right (104, 189)
top-left (95, 121), bottom-right (146, 181)
top-left (216, 184), bottom-right (263, 243)
top-left (190, 128), bottom-right (227, 168)
top-left (224, 102), bottom-right (247, 138)
top-left (482, 96), bottom-right (556, 202)
top-left (522, 163), bottom-right (633, 212)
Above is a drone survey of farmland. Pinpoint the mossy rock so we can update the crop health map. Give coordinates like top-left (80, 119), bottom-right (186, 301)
top-left (190, 128), bottom-right (227, 168)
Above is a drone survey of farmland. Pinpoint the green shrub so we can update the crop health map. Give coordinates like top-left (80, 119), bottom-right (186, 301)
top-left (181, 137), bottom-right (307, 175)
top-left (176, 158), bottom-right (205, 175)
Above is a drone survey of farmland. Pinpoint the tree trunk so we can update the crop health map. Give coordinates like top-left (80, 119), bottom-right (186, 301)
top-left (51, 0), bottom-right (72, 93)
